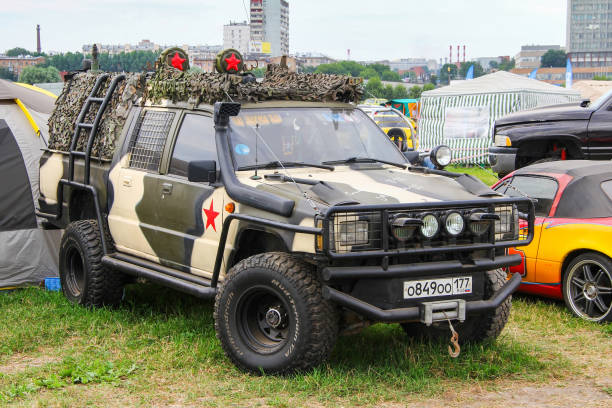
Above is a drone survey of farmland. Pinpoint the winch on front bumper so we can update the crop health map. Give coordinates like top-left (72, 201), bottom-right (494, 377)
top-left (317, 197), bottom-right (535, 324)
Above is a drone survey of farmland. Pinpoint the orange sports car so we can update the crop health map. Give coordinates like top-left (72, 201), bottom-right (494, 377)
top-left (493, 160), bottom-right (612, 322)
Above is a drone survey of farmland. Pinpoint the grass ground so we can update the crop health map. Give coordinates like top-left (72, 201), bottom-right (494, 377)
top-left (0, 167), bottom-right (610, 407)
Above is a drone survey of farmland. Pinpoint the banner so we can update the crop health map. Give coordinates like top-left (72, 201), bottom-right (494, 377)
top-left (566, 58), bottom-right (573, 89)
top-left (443, 106), bottom-right (490, 139)
top-left (529, 68), bottom-right (538, 79)
top-left (465, 65), bottom-right (474, 80)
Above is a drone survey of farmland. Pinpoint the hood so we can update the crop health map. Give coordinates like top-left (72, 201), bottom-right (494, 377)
top-left (239, 165), bottom-right (499, 212)
top-left (495, 102), bottom-right (593, 127)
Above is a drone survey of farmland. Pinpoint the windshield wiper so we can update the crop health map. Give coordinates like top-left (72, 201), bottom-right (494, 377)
top-left (237, 160), bottom-right (334, 171)
top-left (323, 156), bottom-right (406, 169)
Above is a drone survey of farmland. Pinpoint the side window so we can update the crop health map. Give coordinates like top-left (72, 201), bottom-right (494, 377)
top-left (128, 110), bottom-right (175, 172)
top-left (169, 114), bottom-right (216, 177)
top-left (601, 180), bottom-right (612, 202)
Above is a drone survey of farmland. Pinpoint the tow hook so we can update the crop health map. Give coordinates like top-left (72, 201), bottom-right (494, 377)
top-left (444, 311), bottom-right (461, 358)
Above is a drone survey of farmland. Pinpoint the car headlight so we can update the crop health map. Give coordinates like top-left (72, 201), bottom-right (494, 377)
top-left (444, 211), bottom-right (464, 236)
top-left (494, 135), bottom-right (511, 147)
top-left (494, 205), bottom-right (518, 240)
top-left (338, 220), bottom-right (368, 246)
top-left (390, 214), bottom-right (422, 241)
top-left (420, 213), bottom-right (440, 238)
top-left (430, 145), bottom-right (452, 169)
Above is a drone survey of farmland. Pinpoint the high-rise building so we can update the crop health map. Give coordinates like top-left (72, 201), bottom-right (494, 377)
top-left (567, 0), bottom-right (612, 67)
top-left (250, 0), bottom-right (289, 56)
top-left (223, 21), bottom-right (250, 54)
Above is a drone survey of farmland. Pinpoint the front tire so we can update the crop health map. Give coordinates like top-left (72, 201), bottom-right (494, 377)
top-left (214, 252), bottom-right (338, 375)
top-left (402, 269), bottom-right (511, 343)
top-left (563, 252), bottom-right (612, 322)
top-left (59, 220), bottom-right (124, 307)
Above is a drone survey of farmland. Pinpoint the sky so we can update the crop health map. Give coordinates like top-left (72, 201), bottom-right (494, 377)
top-left (0, 0), bottom-right (567, 61)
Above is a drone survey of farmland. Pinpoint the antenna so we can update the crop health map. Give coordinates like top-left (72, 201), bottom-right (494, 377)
top-left (251, 123), bottom-right (262, 180)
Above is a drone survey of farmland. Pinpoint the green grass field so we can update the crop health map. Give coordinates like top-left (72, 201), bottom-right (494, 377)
top-left (1, 167), bottom-right (610, 407)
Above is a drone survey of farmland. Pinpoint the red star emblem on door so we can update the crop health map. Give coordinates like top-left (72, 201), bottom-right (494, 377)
top-left (224, 53), bottom-right (241, 72)
top-left (203, 200), bottom-right (220, 232)
top-left (171, 52), bottom-right (186, 70)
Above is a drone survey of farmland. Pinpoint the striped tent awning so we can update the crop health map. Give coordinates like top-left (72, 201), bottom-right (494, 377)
top-left (418, 71), bottom-right (581, 164)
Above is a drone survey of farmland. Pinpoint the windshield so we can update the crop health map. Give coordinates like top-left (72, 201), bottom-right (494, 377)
top-left (373, 111), bottom-right (410, 128)
top-left (229, 107), bottom-right (407, 169)
top-left (590, 88), bottom-right (612, 110)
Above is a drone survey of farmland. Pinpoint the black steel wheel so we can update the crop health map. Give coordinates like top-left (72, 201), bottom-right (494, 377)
top-left (563, 253), bottom-right (612, 322)
top-left (237, 287), bottom-right (291, 354)
top-left (59, 220), bottom-right (125, 307)
top-left (214, 252), bottom-right (338, 375)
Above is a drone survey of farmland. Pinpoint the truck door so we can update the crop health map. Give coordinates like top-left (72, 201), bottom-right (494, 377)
top-left (154, 113), bottom-right (223, 277)
top-left (587, 96), bottom-right (612, 160)
top-left (107, 108), bottom-right (181, 261)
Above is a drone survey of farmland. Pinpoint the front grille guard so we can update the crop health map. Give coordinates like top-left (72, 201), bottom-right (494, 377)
top-left (319, 197), bottom-right (535, 260)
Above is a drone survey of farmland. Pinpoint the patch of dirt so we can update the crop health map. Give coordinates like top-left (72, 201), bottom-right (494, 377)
top-left (0, 354), bottom-right (58, 376)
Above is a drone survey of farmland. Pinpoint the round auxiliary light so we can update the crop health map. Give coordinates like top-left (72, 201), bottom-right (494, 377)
top-left (430, 145), bottom-right (452, 169)
top-left (445, 211), bottom-right (465, 236)
top-left (420, 214), bottom-right (439, 239)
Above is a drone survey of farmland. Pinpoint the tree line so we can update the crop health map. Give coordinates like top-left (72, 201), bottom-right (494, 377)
top-left (1, 47), bottom-right (160, 84)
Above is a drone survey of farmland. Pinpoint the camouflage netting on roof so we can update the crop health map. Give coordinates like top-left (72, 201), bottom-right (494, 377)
top-left (148, 63), bottom-right (363, 105)
top-left (48, 71), bottom-right (147, 159)
top-left (48, 64), bottom-right (363, 159)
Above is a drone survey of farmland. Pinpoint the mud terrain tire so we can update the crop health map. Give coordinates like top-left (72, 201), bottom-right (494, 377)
top-left (59, 220), bottom-right (124, 307)
top-left (214, 252), bottom-right (338, 375)
top-left (402, 269), bottom-right (511, 343)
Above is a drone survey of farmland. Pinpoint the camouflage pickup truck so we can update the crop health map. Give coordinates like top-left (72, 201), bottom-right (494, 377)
top-left (38, 49), bottom-right (535, 374)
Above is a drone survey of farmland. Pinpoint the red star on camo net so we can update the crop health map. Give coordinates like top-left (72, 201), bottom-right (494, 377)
top-left (203, 200), bottom-right (220, 232)
top-left (224, 53), bottom-right (241, 72)
top-left (171, 52), bottom-right (186, 71)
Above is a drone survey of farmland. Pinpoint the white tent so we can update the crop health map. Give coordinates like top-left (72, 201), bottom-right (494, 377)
top-left (0, 79), bottom-right (62, 288)
top-left (419, 71), bottom-right (582, 164)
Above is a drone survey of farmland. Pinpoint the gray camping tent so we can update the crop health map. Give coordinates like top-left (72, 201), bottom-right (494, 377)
top-left (418, 71), bottom-right (582, 164)
top-left (0, 79), bottom-right (61, 288)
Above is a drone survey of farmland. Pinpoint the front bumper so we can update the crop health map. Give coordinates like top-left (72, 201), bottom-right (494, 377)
top-left (488, 146), bottom-right (518, 175)
top-left (324, 272), bottom-right (522, 323)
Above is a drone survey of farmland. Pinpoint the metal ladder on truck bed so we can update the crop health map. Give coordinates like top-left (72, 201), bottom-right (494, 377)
top-left (37, 73), bottom-right (126, 255)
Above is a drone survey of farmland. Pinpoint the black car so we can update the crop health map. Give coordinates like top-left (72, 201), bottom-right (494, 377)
top-left (489, 89), bottom-right (612, 176)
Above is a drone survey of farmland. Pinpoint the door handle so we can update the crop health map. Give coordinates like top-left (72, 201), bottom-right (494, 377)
top-left (161, 182), bottom-right (173, 195)
top-left (122, 176), bottom-right (132, 187)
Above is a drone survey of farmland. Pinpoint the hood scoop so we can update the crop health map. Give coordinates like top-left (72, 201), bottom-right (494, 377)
top-left (310, 182), bottom-right (360, 206)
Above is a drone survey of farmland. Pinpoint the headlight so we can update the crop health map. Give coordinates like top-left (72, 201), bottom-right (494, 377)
top-left (494, 135), bottom-right (511, 147)
top-left (338, 220), bottom-right (368, 246)
top-left (420, 213), bottom-right (439, 238)
top-left (430, 145), bottom-right (452, 169)
top-left (390, 214), bottom-right (422, 241)
top-left (494, 205), bottom-right (518, 240)
top-left (444, 211), bottom-right (464, 236)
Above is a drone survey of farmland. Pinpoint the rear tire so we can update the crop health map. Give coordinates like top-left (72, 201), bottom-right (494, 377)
top-left (59, 220), bottom-right (124, 307)
top-left (214, 252), bottom-right (338, 375)
top-left (401, 269), bottom-right (511, 343)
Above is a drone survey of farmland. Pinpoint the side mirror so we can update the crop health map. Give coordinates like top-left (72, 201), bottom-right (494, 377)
top-left (188, 160), bottom-right (217, 183)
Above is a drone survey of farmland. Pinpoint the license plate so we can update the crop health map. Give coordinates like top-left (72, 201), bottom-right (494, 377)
top-left (403, 276), bottom-right (472, 299)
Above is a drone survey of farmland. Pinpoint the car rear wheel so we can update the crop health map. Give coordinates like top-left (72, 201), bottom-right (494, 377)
top-left (59, 220), bottom-right (125, 307)
top-left (563, 253), bottom-right (612, 322)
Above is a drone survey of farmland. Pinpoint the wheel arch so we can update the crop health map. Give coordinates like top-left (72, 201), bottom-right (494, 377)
top-left (68, 188), bottom-right (97, 222)
top-left (561, 248), bottom-right (612, 280)
top-left (229, 227), bottom-right (290, 268)
top-left (515, 136), bottom-right (583, 160)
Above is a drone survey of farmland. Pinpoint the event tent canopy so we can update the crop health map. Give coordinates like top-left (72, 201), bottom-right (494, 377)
top-left (0, 79), bottom-right (61, 288)
top-left (418, 71), bottom-right (581, 163)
